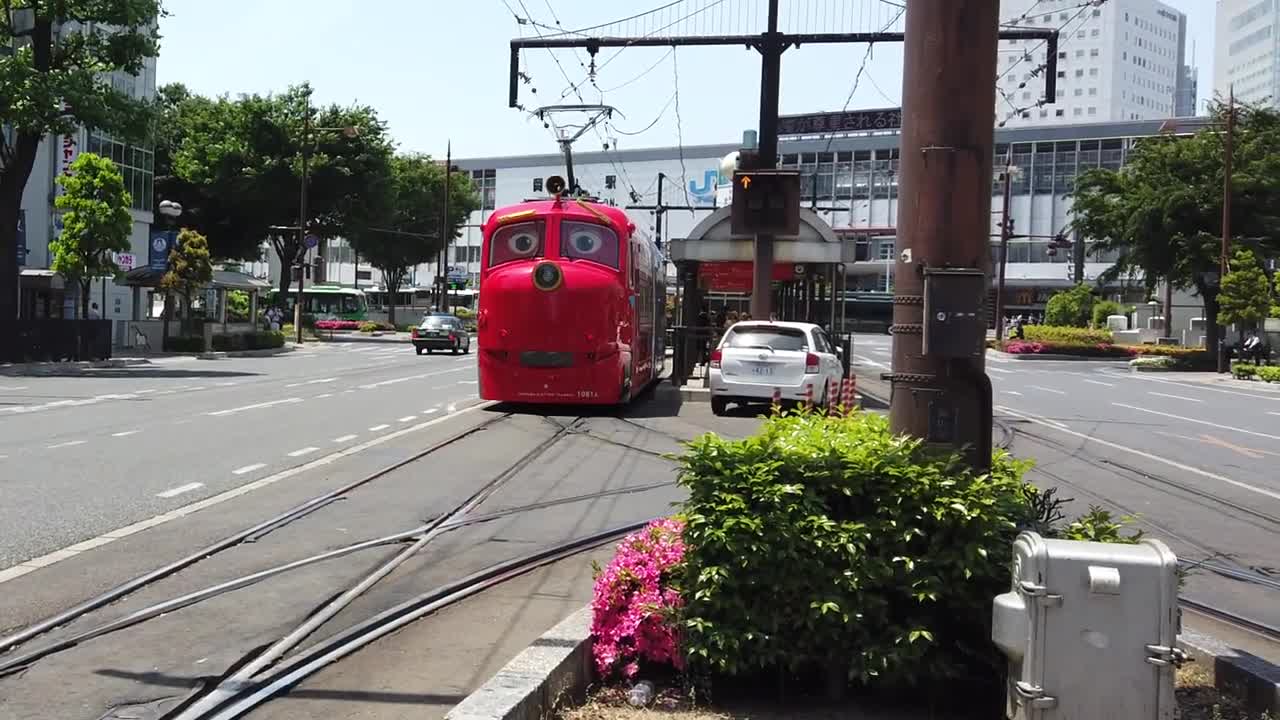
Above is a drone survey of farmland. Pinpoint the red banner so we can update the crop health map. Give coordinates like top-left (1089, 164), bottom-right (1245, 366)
top-left (697, 262), bottom-right (799, 293)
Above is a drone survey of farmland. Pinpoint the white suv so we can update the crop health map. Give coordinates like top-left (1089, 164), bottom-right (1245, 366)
top-left (707, 321), bottom-right (844, 416)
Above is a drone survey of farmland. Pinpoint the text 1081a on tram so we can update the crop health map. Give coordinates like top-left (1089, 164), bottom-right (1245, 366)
top-left (476, 176), bottom-right (666, 405)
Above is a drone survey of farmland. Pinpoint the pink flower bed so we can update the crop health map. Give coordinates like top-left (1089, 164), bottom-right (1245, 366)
top-left (590, 518), bottom-right (686, 679)
top-left (314, 320), bottom-right (361, 330)
top-left (1003, 340), bottom-right (1046, 354)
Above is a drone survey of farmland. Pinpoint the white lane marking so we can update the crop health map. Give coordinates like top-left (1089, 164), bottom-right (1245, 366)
top-left (447, 402), bottom-right (458, 413)
top-left (153, 390), bottom-right (175, 396)
top-left (1119, 372), bottom-right (1280, 401)
top-left (357, 367), bottom-right (469, 390)
top-left (216, 382), bottom-right (239, 387)
top-left (186, 386), bottom-right (206, 392)
top-left (332, 434), bottom-right (358, 443)
top-left (0, 402), bottom-right (492, 585)
top-left (47, 440), bottom-right (87, 449)
top-left (423, 408), bottom-right (439, 415)
top-left (369, 424), bottom-right (390, 432)
top-left (111, 430), bottom-right (140, 438)
top-left (1112, 403), bottom-right (1280, 442)
top-left (342, 389), bottom-right (356, 394)
top-left (0, 386), bottom-right (29, 391)
top-left (2, 393), bottom-right (139, 415)
top-left (398, 415), bottom-right (417, 422)
top-left (1270, 411), bottom-right (1280, 417)
top-left (287, 446), bottom-right (320, 458)
top-left (232, 463), bottom-right (267, 476)
top-left (286, 377), bottom-right (337, 388)
top-left (314, 393), bottom-right (333, 399)
top-left (137, 389), bottom-right (156, 395)
top-left (429, 385), bottom-right (451, 391)
top-left (156, 482), bottom-right (204, 499)
top-left (1083, 379), bottom-right (1115, 387)
top-left (1000, 405), bottom-right (1280, 502)
top-left (207, 398), bottom-right (303, 417)
top-left (458, 380), bottom-right (477, 385)
top-left (1003, 391), bottom-right (1023, 396)
top-left (987, 368), bottom-right (1014, 374)
top-left (1028, 385), bottom-right (1067, 395)
top-left (1149, 391), bottom-right (1202, 403)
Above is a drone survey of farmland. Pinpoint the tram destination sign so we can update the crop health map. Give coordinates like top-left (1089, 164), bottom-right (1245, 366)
top-left (777, 107), bottom-right (902, 137)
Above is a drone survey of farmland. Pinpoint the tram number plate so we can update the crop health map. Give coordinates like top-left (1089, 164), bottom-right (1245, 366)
top-left (750, 363), bottom-right (773, 377)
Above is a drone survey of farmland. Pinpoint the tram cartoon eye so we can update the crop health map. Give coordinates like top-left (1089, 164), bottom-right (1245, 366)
top-left (489, 221), bottom-right (544, 267)
top-left (561, 221), bottom-right (619, 269)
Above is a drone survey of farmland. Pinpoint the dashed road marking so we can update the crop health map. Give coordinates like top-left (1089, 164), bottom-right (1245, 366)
top-left (232, 463), bottom-right (267, 476)
top-left (0, 386), bottom-right (29, 391)
top-left (369, 424), bottom-right (390, 432)
top-left (314, 393), bottom-right (333, 399)
top-left (1083, 379), bottom-right (1115, 387)
top-left (47, 440), bottom-right (86, 449)
top-left (207, 398), bottom-right (303, 417)
top-left (287, 446), bottom-right (320, 458)
top-left (1028, 385), bottom-right (1066, 395)
top-left (1149, 391), bottom-right (1202, 403)
top-left (987, 368), bottom-right (1013, 374)
top-left (333, 434), bottom-right (358, 443)
top-left (156, 482), bottom-right (204, 499)
top-left (358, 367), bottom-right (470, 390)
top-left (398, 415), bottom-right (417, 422)
top-left (111, 430), bottom-right (140, 437)
top-left (1003, 391), bottom-right (1023, 396)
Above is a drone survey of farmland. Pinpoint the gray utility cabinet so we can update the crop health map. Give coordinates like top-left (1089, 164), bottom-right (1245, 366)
top-left (992, 531), bottom-right (1183, 719)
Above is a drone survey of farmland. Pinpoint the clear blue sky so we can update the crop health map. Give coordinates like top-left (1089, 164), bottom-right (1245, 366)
top-left (156, 0), bottom-right (1216, 161)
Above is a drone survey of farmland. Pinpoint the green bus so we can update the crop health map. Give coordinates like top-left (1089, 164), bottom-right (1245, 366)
top-left (265, 285), bottom-right (369, 321)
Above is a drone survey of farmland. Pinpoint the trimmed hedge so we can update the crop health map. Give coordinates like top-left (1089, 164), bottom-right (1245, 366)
top-left (1022, 325), bottom-right (1113, 345)
top-left (210, 331), bottom-right (286, 352)
top-left (315, 319), bottom-right (362, 331)
top-left (1001, 340), bottom-right (1135, 358)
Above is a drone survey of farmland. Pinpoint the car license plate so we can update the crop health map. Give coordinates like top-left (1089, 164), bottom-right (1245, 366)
top-left (750, 364), bottom-right (773, 377)
top-left (428, 330), bottom-right (441, 336)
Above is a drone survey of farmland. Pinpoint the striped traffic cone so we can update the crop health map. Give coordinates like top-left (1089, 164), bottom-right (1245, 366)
top-left (803, 383), bottom-right (813, 410)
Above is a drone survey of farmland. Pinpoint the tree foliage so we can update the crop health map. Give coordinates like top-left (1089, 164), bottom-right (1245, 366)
top-left (1069, 100), bottom-right (1280, 350)
top-left (163, 84), bottom-right (394, 299)
top-left (1218, 248), bottom-right (1272, 332)
top-left (161, 228), bottom-right (213, 334)
top-left (0, 0), bottom-right (161, 320)
top-left (51, 153), bottom-right (134, 318)
top-left (346, 154), bottom-right (478, 325)
top-left (1044, 283), bottom-right (1094, 328)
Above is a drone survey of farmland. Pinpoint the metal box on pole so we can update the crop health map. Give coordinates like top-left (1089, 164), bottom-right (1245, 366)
top-left (729, 170), bottom-right (800, 236)
top-left (992, 531), bottom-right (1183, 720)
top-left (922, 267), bottom-right (986, 358)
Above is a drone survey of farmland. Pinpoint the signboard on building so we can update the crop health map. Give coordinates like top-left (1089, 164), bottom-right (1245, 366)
top-left (697, 262), bottom-right (798, 293)
top-left (114, 252), bottom-right (136, 272)
top-left (777, 107), bottom-right (902, 137)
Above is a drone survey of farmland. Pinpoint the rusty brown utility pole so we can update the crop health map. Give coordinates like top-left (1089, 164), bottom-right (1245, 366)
top-left (994, 145), bottom-right (1014, 342)
top-left (890, 0), bottom-right (1001, 471)
top-left (1216, 86), bottom-right (1235, 373)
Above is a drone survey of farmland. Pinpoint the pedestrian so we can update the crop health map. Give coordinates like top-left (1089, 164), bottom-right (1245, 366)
top-left (1243, 332), bottom-right (1264, 366)
top-left (1013, 316), bottom-right (1025, 340)
top-left (87, 302), bottom-right (101, 319)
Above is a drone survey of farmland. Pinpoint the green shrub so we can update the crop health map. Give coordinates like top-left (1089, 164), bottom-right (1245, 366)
top-left (1091, 300), bottom-right (1129, 330)
top-left (1126, 345), bottom-right (1214, 370)
top-left (247, 331), bottom-right (285, 349)
top-left (358, 321), bottom-right (381, 333)
top-left (1059, 506), bottom-right (1144, 544)
top-left (1131, 356), bottom-right (1176, 369)
top-left (1232, 364), bottom-right (1258, 380)
top-left (676, 410), bottom-right (1037, 689)
top-left (226, 290), bottom-right (251, 322)
top-left (1044, 284), bottom-right (1094, 327)
top-left (1256, 366), bottom-right (1280, 382)
top-left (1023, 325), bottom-right (1112, 345)
top-left (454, 307), bottom-right (475, 319)
top-left (210, 333), bottom-right (247, 352)
top-left (163, 335), bottom-right (206, 353)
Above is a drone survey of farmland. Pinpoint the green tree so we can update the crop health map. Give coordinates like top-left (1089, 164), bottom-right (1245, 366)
top-left (1218, 248), bottom-right (1272, 338)
top-left (346, 154), bottom-right (478, 325)
top-left (1044, 283), bottom-right (1095, 327)
top-left (0, 0), bottom-right (160, 320)
top-left (50, 153), bottom-right (134, 318)
top-left (168, 84), bottom-right (394, 302)
top-left (161, 229), bottom-right (214, 336)
top-left (1069, 100), bottom-right (1280, 352)
top-left (226, 289), bottom-right (250, 322)
top-left (1091, 300), bottom-right (1129, 330)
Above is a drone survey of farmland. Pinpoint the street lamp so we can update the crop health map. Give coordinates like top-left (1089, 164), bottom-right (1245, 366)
top-left (157, 201), bottom-right (182, 344)
top-left (295, 91), bottom-right (359, 344)
top-left (994, 157), bottom-right (1022, 341)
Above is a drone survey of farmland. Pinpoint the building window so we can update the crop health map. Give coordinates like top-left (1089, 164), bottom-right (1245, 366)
top-left (1075, 69), bottom-right (1084, 77)
top-left (532, 177), bottom-right (543, 192)
top-left (1092, 8), bottom-right (1100, 16)
top-left (1039, 109), bottom-right (1048, 118)
top-left (1074, 88), bottom-right (1084, 96)
top-left (1074, 108), bottom-right (1083, 116)
top-left (1090, 68), bottom-right (1099, 76)
top-left (876, 240), bottom-right (895, 261)
top-left (471, 168), bottom-right (497, 210)
top-left (1055, 109), bottom-right (1065, 117)
top-left (1057, 70), bottom-right (1066, 78)
top-left (1058, 51), bottom-right (1066, 59)
top-left (1076, 49), bottom-right (1084, 58)
top-left (1090, 48), bottom-right (1099, 57)
top-left (86, 132), bottom-right (153, 213)
top-left (1089, 87), bottom-right (1098, 96)
top-left (1088, 106), bottom-right (1097, 115)
top-left (605, 174), bottom-right (616, 189)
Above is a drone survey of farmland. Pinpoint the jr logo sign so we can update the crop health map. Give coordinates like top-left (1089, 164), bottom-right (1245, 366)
top-left (687, 169), bottom-right (719, 206)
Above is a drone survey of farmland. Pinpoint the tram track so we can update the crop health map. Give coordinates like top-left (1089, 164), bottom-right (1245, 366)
top-left (0, 405), bottom-right (696, 720)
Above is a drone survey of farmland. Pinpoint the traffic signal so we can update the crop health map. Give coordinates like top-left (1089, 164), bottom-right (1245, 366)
top-left (730, 170), bottom-right (801, 236)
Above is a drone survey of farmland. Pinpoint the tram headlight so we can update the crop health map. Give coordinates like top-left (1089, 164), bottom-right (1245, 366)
top-left (532, 261), bottom-right (563, 292)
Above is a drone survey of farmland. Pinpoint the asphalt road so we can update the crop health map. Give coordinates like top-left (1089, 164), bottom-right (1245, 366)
top-left (0, 339), bottom-right (483, 570)
top-left (850, 333), bottom-right (1280, 635)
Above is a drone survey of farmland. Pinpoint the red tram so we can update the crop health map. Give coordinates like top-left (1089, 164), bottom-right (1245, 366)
top-left (476, 179), bottom-right (666, 405)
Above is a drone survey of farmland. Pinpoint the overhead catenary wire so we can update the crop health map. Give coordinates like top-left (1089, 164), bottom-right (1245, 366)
top-left (671, 47), bottom-right (692, 212)
top-left (822, 4), bottom-right (906, 158)
top-left (995, 0), bottom-right (1104, 125)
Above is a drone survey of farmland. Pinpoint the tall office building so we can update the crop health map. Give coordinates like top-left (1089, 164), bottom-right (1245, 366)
top-left (1214, 0), bottom-right (1279, 106)
top-left (997, 0), bottom-right (1192, 126)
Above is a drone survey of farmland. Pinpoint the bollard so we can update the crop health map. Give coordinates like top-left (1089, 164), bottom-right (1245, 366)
top-left (849, 373), bottom-right (857, 410)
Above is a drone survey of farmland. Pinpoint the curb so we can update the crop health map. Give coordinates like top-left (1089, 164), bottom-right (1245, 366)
top-left (195, 346), bottom-right (296, 360)
top-left (1179, 628), bottom-right (1280, 716)
top-left (2, 357), bottom-right (152, 373)
top-left (988, 350), bottom-right (1123, 362)
top-left (446, 606), bottom-right (593, 720)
